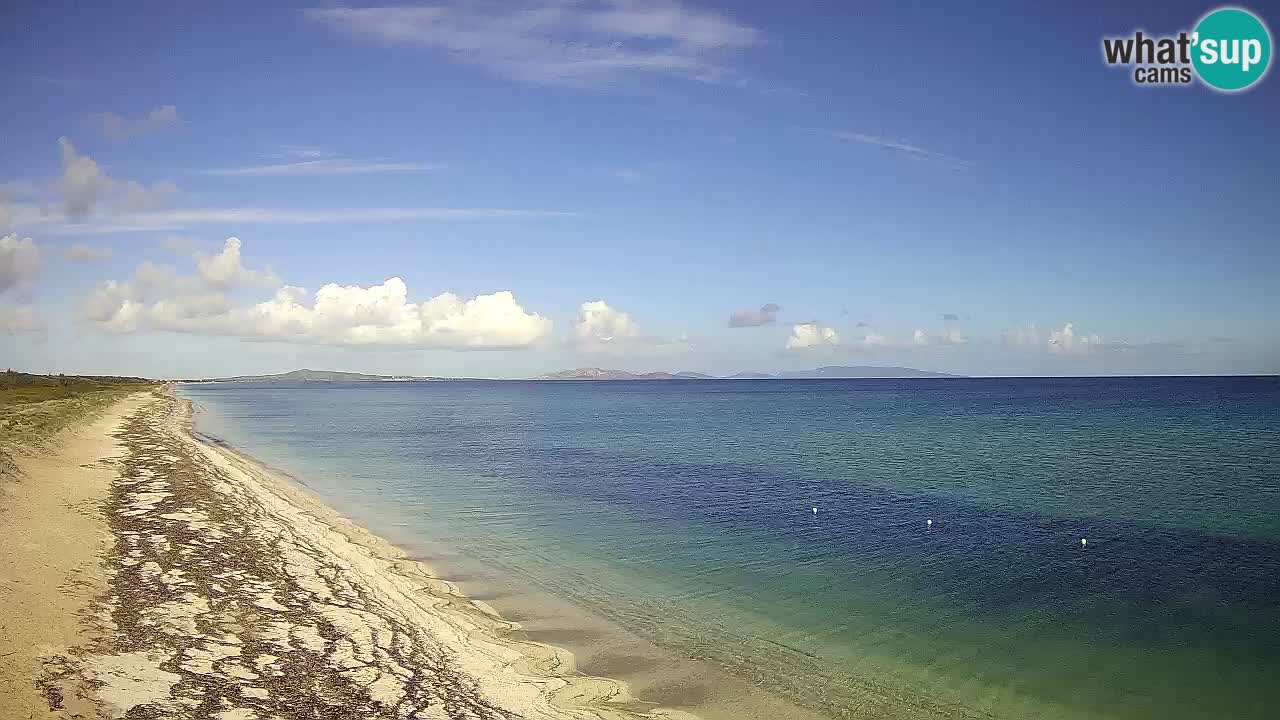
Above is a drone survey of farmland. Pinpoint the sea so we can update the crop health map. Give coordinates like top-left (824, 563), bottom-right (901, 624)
top-left (178, 377), bottom-right (1280, 720)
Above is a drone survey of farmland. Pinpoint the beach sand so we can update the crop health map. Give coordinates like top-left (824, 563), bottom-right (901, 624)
top-left (1, 389), bottom-right (697, 720)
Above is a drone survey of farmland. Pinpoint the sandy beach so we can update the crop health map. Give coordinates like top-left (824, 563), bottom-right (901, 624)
top-left (0, 389), bottom-right (695, 720)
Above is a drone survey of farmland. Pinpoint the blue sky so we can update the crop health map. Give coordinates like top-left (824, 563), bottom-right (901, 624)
top-left (2, 0), bottom-right (1277, 378)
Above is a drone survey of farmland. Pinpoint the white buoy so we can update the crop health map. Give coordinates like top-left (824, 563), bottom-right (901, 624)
top-left (812, 507), bottom-right (818, 514)
top-left (1081, 537), bottom-right (1087, 547)
top-left (927, 518), bottom-right (933, 528)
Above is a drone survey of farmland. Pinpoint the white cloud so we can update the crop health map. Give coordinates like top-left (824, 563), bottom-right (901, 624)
top-left (1048, 322), bottom-right (1103, 355)
top-left (81, 238), bottom-right (551, 349)
top-left (244, 281), bottom-right (551, 348)
top-left (786, 322), bottom-right (839, 350)
top-left (0, 234), bottom-right (40, 293)
top-left (574, 300), bottom-right (639, 348)
top-left (63, 242), bottom-right (113, 263)
top-left (55, 137), bottom-right (176, 221)
top-left (1, 235), bottom-right (42, 333)
top-left (87, 105), bottom-right (182, 140)
top-left (571, 299), bottom-right (691, 353)
top-left (906, 327), bottom-right (966, 348)
top-left (195, 238), bottom-right (279, 288)
top-left (1003, 322), bottom-right (1103, 355)
top-left (197, 159), bottom-right (439, 176)
top-left (305, 1), bottom-right (760, 86)
top-left (58, 137), bottom-right (115, 221)
top-left (728, 302), bottom-right (780, 327)
top-left (0, 303), bottom-right (43, 334)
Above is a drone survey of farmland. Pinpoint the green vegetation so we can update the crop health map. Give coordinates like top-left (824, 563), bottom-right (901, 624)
top-left (1, 370), bottom-right (154, 406)
top-left (1, 370), bottom-right (158, 478)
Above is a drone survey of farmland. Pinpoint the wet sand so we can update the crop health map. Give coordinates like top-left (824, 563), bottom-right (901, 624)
top-left (0, 389), bottom-right (698, 720)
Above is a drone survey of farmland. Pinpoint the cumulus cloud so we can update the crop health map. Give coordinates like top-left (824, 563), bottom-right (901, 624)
top-left (1048, 322), bottom-right (1103, 355)
top-left (195, 238), bottom-right (279, 288)
top-left (1003, 322), bottom-right (1103, 355)
top-left (58, 138), bottom-right (115, 221)
top-left (305, 1), bottom-right (760, 87)
top-left (81, 237), bottom-right (551, 349)
top-left (571, 299), bottom-right (690, 353)
top-left (785, 322), bottom-right (839, 350)
top-left (1, 235), bottom-right (42, 334)
top-left (56, 137), bottom-right (176, 222)
top-left (1, 234), bottom-right (40, 293)
top-left (784, 324), bottom-right (940, 352)
top-left (574, 300), bottom-right (640, 348)
top-left (87, 105), bottom-right (182, 140)
top-left (237, 280), bottom-right (551, 348)
top-left (64, 242), bottom-right (113, 263)
top-left (728, 302), bottom-right (780, 328)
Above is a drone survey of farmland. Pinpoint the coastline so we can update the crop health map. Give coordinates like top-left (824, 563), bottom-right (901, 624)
top-left (3, 388), bottom-right (696, 719)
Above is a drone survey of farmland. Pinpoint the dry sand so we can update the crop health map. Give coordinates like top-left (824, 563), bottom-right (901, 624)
top-left (0, 390), bottom-right (698, 720)
top-left (1, 390), bottom-right (155, 718)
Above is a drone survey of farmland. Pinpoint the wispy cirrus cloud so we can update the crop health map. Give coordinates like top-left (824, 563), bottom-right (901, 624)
top-left (19, 207), bottom-right (575, 235)
top-left (5, 139), bottom-right (572, 234)
top-left (197, 159), bottom-right (440, 177)
top-left (304, 1), bottom-right (762, 87)
top-left (819, 130), bottom-right (973, 169)
top-left (196, 144), bottom-right (440, 176)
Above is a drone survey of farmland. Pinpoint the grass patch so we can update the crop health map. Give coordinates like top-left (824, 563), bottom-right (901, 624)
top-left (1, 370), bottom-right (154, 407)
top-left (1, 371), bottom-right (160, 479)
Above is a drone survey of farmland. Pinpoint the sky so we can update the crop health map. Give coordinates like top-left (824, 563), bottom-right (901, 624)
top-left (2, 0), bottom-right (1277, 378)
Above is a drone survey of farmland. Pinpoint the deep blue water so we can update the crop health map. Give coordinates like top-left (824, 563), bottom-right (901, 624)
top-left (180, 377), bottom-right (1280, 719)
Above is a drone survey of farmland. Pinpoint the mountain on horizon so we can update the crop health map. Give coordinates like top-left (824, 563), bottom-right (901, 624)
top-left (537, 366), bottom-right (959, 380)
top-left (196, 368), bottom-right (441, 383)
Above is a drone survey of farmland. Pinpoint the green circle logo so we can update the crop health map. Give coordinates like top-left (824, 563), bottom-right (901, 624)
top-left (1192, 7), bottom-right (1272, 91)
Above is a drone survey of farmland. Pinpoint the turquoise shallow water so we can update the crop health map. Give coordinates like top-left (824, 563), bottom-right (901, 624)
top-left (180, 377), bottom-right (1280, 719)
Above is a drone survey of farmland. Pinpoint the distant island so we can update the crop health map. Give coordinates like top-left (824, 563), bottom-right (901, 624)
top-left (190, 366), bottom-right (960, 383)
top-left (192, 369), bottom-right (448, 383)
top-left (537, 366), bottom-right (960, 380)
